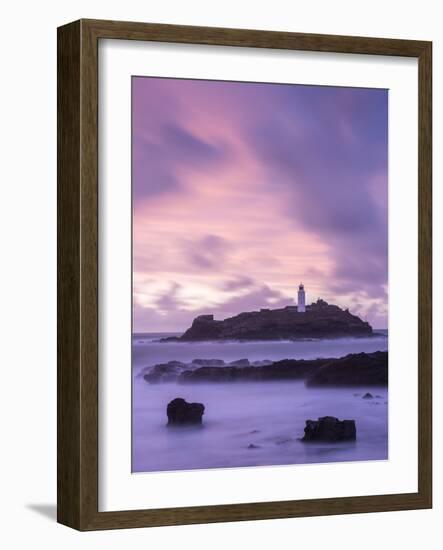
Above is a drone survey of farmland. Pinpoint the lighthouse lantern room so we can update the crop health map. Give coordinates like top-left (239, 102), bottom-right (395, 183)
top-left (298, 283), bottom-right (306, 312)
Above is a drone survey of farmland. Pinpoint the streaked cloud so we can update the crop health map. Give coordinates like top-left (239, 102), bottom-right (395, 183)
top-left (132, 77), bottom-right (388, 330)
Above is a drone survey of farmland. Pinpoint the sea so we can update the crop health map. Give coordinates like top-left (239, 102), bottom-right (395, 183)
top-left (132, 331), bottom-right (388, 473)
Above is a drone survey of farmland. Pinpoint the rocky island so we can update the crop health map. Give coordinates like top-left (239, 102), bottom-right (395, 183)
top-left (163, 299), bottom-right (373, 342)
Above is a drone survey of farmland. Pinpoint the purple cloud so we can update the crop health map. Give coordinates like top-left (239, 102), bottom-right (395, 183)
top-left (222, 276), bottom-right (255, 292)
top-left (133, 282), bottom-right (292, 332)
top-left (183, 234), bottom-right (231, 270)
top-left (245, 85), bottom-right (388, 303)
top-left (132, 79), bottom-right (230, 203)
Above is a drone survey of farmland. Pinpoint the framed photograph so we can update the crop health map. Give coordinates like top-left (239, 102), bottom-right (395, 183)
top-left (57, 19), bottom-right (432, 530)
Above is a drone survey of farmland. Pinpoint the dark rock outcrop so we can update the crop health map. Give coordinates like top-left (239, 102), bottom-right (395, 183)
top-left (177, 357), bottom-right (328, 383)
top-left (229, 358), bottom-right (250, 367)
top-left (362, 392), bottom-right (374, 399)
top-left (143, 352), bottom-right (388, 386)
top-left (170, 300), bottom-right (372, 342)
top-left (143, 361), bottom-right (188, 383)
top-left (166, 398), bottom-right (205, 426)
top-left (192, 358), bottom-right (225, 366)
top-left (302, 416), bottom-right (356, 442)
top-left (306, 352), bottom-right (388, 386)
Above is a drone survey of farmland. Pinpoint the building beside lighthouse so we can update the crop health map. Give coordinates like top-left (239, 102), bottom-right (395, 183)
top-left (297, 283), bottom-right (306, 312)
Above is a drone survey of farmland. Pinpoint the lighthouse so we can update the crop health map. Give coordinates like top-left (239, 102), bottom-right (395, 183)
top-left (298, 283), bottom-right (306, 312)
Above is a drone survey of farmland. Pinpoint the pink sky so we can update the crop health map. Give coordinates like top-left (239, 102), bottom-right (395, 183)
top-left (132, 77), bottom-right (388, 332)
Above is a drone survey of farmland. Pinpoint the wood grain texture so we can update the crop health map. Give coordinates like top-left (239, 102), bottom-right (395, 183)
top-left (57, 20), bottom-right (81, 528)
top-left (83, 18), bottom-right (429, 56)
top-left (57, 19), bottom-right (432, 531)
top-left (417, 41), bottom-right (432, 506)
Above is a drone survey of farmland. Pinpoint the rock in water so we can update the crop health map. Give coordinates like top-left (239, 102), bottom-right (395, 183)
top-left (229, 358), bottom-right (250, 366)
top-left (306, 352), bottom-right (388, 386)
top-left (302, 416), bottom-right (356, 442)
top-left (143, 352), bottom-right (387, 386)
top-left (362, 392), bottom-right (374, 399)
top-left (143, 361), bottom-right (187, 383)
top-left (167, 398), bottom-right (205, 426)
top-left (192, 358), bottom-right (225, 366)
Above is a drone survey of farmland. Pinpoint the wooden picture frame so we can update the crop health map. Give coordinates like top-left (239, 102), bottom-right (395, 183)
top-left (57, 18), bottom-right (432, 530)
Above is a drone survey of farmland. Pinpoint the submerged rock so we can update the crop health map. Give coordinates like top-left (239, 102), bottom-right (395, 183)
top-left (275, 438), bottom-right (293, 445)
top-left (166, 398), bottom-right (205, 426)
top-left (302, 416), bottom-right (356, 442)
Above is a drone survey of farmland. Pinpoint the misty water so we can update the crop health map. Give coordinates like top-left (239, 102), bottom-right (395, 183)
top-left (132, 332), bottom-right (388, 473)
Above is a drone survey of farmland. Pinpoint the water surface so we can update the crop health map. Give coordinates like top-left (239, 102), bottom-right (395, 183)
top-left (132, 333), bottom-right (388, 473)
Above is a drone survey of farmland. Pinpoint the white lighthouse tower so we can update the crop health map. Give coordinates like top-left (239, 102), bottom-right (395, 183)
top-left (298, 283), bottom-right (306, 312)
